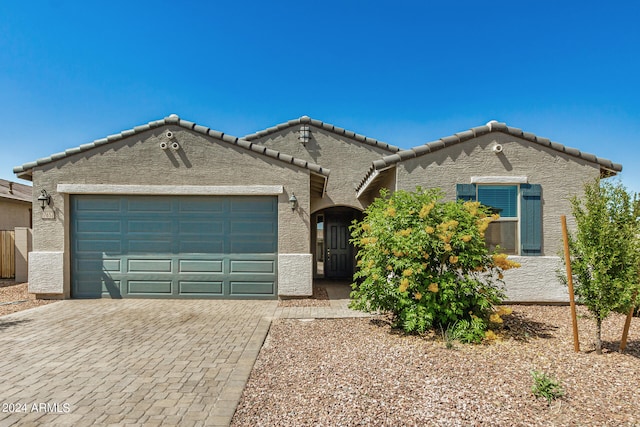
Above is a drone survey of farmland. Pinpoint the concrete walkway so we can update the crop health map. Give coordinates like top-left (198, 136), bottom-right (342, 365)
top-left (0, 284), bottom-right (369, 426)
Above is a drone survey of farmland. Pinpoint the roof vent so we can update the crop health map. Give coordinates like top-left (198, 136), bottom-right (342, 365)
top-left (299, 125), bottom-right (310, 145)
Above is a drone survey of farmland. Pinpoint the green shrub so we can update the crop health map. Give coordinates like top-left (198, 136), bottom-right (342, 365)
top-left (531, 370), bottom-right (565, 403)
top-left (350, 188), bottom-right (519, 342)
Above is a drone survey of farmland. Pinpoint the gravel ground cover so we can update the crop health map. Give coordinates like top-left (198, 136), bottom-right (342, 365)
top-left (232, 305), bottom-right (640, 426)
top-left (278, 285), bottom-right (330, 307)
top-left (0, 280), bottom-right (58, 316)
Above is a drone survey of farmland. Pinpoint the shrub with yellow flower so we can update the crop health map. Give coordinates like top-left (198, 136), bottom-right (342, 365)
top-left (399, 278), bottom-right (409, 293)
top-left (428, 282), bottom-right (439, 293)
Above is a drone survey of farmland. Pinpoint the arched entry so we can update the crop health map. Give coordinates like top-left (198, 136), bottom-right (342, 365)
top-left (312, 206), bottom-right (363, 279)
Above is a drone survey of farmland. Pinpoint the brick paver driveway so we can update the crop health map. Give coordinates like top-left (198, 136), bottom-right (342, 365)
top-left (0, 299), bottom-right (277, 426)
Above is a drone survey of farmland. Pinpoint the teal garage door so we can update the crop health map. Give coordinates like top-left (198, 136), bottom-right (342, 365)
top-left (71, 195), bottom-right (278, 299)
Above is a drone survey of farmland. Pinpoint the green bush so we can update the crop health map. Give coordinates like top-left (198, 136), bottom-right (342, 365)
top-left (531, 370), bottom-right (565, 404)
top-left (350, 188), bottom-right (519, 341)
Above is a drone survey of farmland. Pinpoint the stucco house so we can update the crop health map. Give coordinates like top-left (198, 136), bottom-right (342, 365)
top-left (0, 179), bottom-right (32, 279)
top-left (13, 115), bottom-right (621, 301)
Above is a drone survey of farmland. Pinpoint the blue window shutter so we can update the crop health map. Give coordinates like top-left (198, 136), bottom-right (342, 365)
top-left (456, 184), bottom-right (476, 201)
top-left (520, 183), bottom-right (542, 256)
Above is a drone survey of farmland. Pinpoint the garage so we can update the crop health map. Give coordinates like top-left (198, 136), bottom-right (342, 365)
top-left (71, 195), bottom-right (278, 299)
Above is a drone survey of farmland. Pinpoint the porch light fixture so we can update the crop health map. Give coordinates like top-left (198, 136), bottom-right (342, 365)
top-left (289, 193), bottom-right (298, 210)
top-left (37, 189), bottom-right (51, 211)
top-left (299, 125), bottom-right (310, 145)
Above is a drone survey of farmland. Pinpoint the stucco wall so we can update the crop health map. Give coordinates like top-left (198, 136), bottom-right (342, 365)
top-left (30, 126), bottom-right (312, 297)
top-left (253, 126), bottom-right (393, 213)
top-left (0, 199), bottom-right (31, 230)
top-left (395, 133), bottom-right (601, 256)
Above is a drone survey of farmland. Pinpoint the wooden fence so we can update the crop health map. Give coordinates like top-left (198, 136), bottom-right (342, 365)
top-left (0, 230), bottom-right (15, 279)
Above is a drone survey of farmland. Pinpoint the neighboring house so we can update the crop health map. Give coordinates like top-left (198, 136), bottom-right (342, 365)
top-left (13, 115), bottom-right (621, 302)
top-left (0, 179), bottom-right (32, 230)
top-left (0, 179), bottom-right (32, 279)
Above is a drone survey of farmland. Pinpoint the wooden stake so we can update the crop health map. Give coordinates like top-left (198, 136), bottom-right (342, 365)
top-left (620, 291), bottom-right (637, 353)
top-left (561, 215), bottom-right (580, 352)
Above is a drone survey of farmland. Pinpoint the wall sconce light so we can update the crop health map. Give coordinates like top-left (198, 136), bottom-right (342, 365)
top-left (37, 189), bottom-right (51, 211)
top-left (289, 193), bottom-right (298, 210)
top-left (299, 125), bottom-right (310, 145)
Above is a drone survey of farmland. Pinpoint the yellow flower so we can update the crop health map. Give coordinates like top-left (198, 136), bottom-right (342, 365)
top-left (414, 292), bottom-right (422, 300)
top-left (449, 255), bottom-right (459, 264)
top-left (397, 228), bottom-right (412, 237)
top-left (362, 223), bottom-right (372, 232)
top-left (461, 235), bottom-right (472, 242)
top-left (443, 243), bottom-right (452, 252)
top-left (369, 237), bottom-right (378, 244)
top-left (357, 259), bottom-right (363, 266)
top-left (419, 202), bottom-right (435, 218)
top-left (386, 264), bottom-right (393, 271)
top-left (361, 237), bottom-right (370, 245)
top-left (492, 254), bottom-right (521, 270)
top-left (428, 282), bottom-right (439, 293)
top-left (425, 226), bottom-right (435, 234)
top-left (399, 278), bottom-right (409, 292)
top-left (402, 268), bottom-right (413, 277)
top-left (367, 260), bottom-right (375, 268)
top-left (386, 207), bottom-right (397, 217)
top-left (489, 313), bottom-right (503, 324)
top-left (393, 250), bottom-right (404, 257)
top-left (485, 330), bottom-right (498, 340)
top-left (491, 213), bottom-right (500, 221)
top-left (498, 306), bottom-right (513, 316)
top-left (372, 273), bottom-right (379, 280)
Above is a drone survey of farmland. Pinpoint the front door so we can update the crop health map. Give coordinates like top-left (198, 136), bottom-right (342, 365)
top-left (324, 216), bottom-right (352, 279)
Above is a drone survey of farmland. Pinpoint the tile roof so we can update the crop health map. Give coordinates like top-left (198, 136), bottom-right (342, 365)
top-left (0, 179), bottom-right (32, 203)
top-left (356, 121), bottom-right (623, 192)
top-left (243, 115), bottom-right (401, 153)
top-left (13, 115), bottom-right (330, 179)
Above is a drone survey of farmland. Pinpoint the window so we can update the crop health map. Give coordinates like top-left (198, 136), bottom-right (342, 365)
top-left (456, 182), bottom-right (541, 256)
top-left (477, 185), bottom-right (518, 254)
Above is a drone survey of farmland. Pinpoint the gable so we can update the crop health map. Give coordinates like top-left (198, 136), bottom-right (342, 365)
top-left (14, 115), bottom-right (330, 182)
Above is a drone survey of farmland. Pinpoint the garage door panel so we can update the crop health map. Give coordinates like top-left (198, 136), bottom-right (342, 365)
top-left (76, 258), bottom-right (121, 273)
top-left (127, 259), bottom-right (173, 273)
top-left (128, 280), bottom-right (173, 294)
top-left (230, 197), bottom-right (276, 213)
top-left (72, 195), bottom-right (277, 299)
top-left (76, 239), bottom-right (122, 253)
top-left (128, 240), bottom-right (173, 253)
top-left (179, 281), bottom-right (224, 295)
top-left (179, 259), bottom-right (224, 273)
top-left (230, 260), bottom-right (275, 274)
top-left (127, 199), bottom-right (173, 212)
top-left (179, 220), bottom-right (224, 234)
top-left (73, 277), bottom-right (121, 298)
top-left (74, 198), bottom-right (121, 212)
top-left (230, 239), bottom-right (276, 254)
top-left (127, 220), bottom-right (172, 234)
top-left (178, 239), bottom-right (224, 253)
top-left (230, 281), bottom-right (275, 295)
top-left (179, 199), bottom-right (225, 213)
top-left (76, 220), bottom-right (121, 233)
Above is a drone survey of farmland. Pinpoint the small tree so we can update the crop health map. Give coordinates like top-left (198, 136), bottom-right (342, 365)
top-left (350, 187), bottom-right (519, 342)
top-left (568, 178), bottom-right (640, 354)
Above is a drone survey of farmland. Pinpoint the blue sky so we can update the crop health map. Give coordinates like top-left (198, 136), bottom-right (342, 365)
top-left (2, 0), bottom-right (639, 193)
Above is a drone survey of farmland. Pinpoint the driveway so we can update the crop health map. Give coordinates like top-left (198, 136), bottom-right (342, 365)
top-left (0, 299), bottom-right (277, 426)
